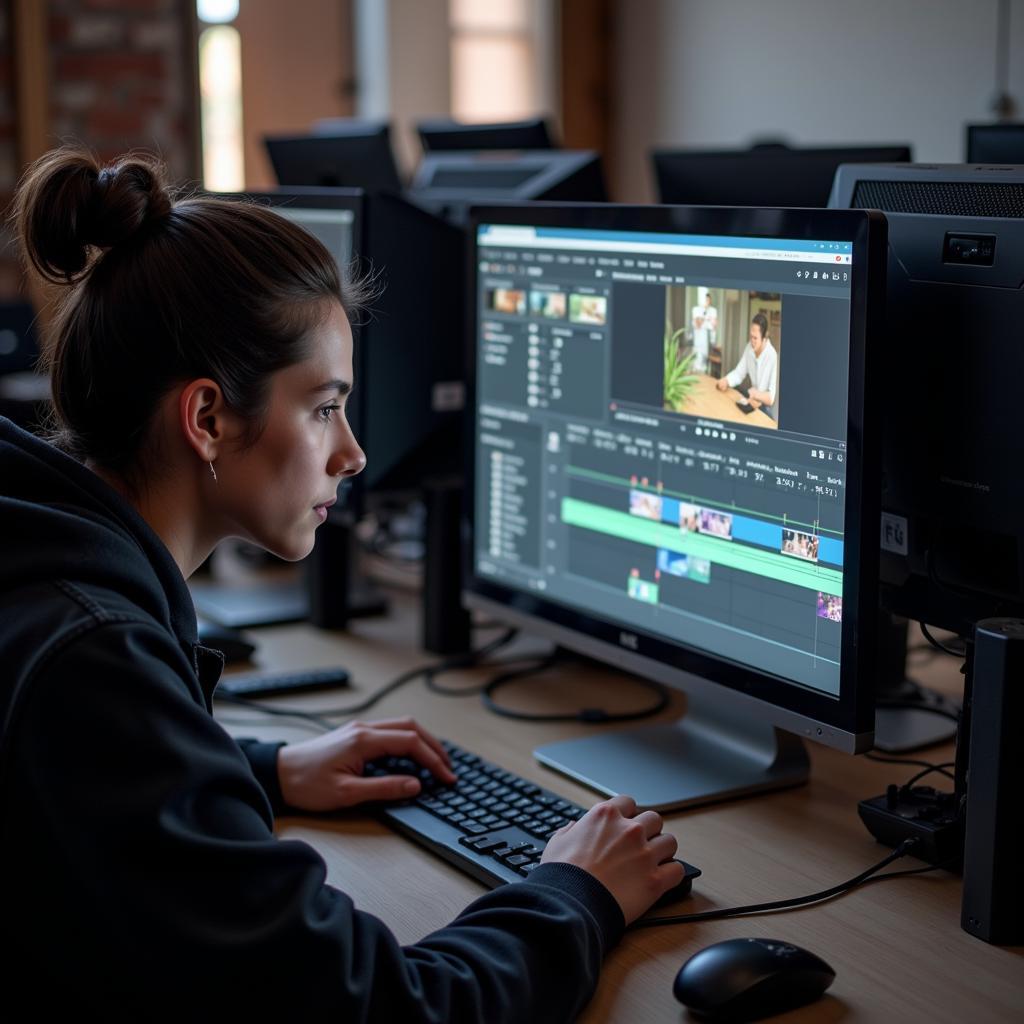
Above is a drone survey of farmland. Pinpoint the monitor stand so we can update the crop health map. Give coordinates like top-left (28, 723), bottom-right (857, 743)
top-left (534, 694), bottom-right (810, 813)
top-left (874, 612), bottom-right (960, 753)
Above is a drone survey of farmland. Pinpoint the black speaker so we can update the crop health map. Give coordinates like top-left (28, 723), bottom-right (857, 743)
top-left (307, 507), bottom-right (387, 629)
top-left (961, 618), bottom-right (1024, 944)
top-left (422, 476), bottom-right (471, 655)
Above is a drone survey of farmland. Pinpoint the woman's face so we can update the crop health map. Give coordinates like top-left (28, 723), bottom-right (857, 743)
top-left (216, 301), bottom-right (365, 561)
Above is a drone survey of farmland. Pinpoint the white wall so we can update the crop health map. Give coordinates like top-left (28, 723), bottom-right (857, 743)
top-left (612, 0), bottom-right (1024, 201)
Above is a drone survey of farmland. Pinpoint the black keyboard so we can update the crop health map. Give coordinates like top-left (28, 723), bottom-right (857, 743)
top-left (366, 740), bottom-right (701, 898)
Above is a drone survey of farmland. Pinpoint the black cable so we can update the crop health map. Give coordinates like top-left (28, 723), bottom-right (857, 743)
top-left (919, 622), bottom-right (965, 658)
top-left (213, 628), bottom-right (519, 723)
top-left (865, 751), bottom-right (953, 775)
top-left (633, 838), bottom-right (941, 928)
top-left (480, 655), bottom-right (670, 723)
top-left (901, 762), bottom-right (955, 789)
top-left (425, 652), bottom-right (552, 696)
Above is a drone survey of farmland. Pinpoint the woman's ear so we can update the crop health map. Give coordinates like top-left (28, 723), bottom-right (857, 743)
top-left (178, 378), bottom-right (228, 463)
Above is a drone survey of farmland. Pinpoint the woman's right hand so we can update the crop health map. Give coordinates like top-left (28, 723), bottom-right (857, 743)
top-left (541, 795), bottom-right (683, 924)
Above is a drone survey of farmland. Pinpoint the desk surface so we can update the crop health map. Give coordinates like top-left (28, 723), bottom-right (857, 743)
top-left (219, 589), bottom-right (1023, 1023)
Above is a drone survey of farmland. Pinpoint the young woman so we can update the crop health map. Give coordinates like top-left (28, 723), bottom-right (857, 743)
top-left (0, 149), bottom-right (684, 1019)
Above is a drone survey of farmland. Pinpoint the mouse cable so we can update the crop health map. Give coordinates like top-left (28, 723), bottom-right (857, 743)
top-left (214, 628), bottom-right (520, 731)
top-left (632, 838), bottom-right (955, 928)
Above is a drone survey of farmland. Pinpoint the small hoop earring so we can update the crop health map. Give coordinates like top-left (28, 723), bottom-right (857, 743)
top-left (209, 461), bottom-right (218, 483)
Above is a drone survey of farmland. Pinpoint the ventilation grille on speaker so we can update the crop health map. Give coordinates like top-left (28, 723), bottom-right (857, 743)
top-left (850, 180), bottom-right (1024, 217)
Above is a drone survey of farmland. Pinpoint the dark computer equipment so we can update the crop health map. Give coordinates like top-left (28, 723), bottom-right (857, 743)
top-left (0, 302), bottom-right (47, 430)
top-left (653, 144), bottom-right (912, 207)
top-left (966, 123), bottom-right (1024, 163)
top-left (191, 187), bottom-right (464, 629)
top-left (408, 150), bottom-right (606, 225)
top-left (960, 619), bottom-right (1024, 945)
top-left (196, 620), bottom-right (257, 663)
top-left (672, 938), bottom-right (836, 1020)
top-left (264, 121), bottom-right (404, 193)
top-left (830, 164), bottom-right (1024, 944)
top-left (831, 164), bottom-right (1024, 632)
top-left (464, 202), bottom-right (885, 810)
top-left (0, 302), bottom-right (38, 376)
top-left (416, 117), bottom-right (555, 152)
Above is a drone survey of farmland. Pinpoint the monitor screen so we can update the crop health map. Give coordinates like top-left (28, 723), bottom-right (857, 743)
top-left (265, 128), bottom-right (404, 193)
top-left (417, 117), bottom-right (554, 152)
top-left (653, 145), bottom-right (912, 207)
top-left (966, 123), bottom-right (1024, 164)
top-left (465, 205), bottom-right (883, 770)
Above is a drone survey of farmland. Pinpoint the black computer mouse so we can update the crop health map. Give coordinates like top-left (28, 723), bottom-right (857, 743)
top-left (196, 620), bottom-right (258, 664)
top-left (672, 937), bottom-right (835, 1021)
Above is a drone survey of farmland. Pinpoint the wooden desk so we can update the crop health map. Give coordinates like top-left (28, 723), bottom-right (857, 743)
top-left (220, 593), bottom-right (1023, 1023)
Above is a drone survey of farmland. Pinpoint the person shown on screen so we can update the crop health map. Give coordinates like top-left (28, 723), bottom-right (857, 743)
top-left (0, 149), bottom-right (684, 1020)
top-left (716, 312), bottom-right (778, 419)
top-left (690, 290), bottom-right (718, 373)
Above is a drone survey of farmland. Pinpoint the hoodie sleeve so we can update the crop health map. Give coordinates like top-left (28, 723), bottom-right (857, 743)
top-left (10, 620), bottom-right (623, 1020)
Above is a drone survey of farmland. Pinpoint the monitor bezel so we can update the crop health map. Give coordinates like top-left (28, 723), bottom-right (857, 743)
top-left (264, 128), bottom-right (404, 194)
top-left (966, 122), bottom-right (1024, 163)
top-left (652, 146), bottom-right (912, 206)
top-left (416, 116), bottom-right (554, 152)
top-left (462, 202), bottom-right (885, 752)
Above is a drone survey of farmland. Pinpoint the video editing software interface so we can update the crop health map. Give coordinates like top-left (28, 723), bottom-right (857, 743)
top-left (474, 224), bottom-right (856, 696)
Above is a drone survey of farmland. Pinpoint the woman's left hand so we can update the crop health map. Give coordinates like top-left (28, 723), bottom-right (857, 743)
top-left (276, 717), bottom-right (457, 811)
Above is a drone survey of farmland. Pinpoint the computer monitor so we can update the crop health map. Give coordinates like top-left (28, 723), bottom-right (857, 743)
top-left (464, 203), bottom-right (885, 810)
top-left (416, 117), bottom-right (555, 152)
top-left (966, 123), bottom-right (1024, 163)
top-left (653, 144), bottom-right (912, 207)
top-left (191, 187), bottom-right (464, 629)
top-left (409, 150), bottom-right (606, 225)
top-left (830, 163), bottom-right (1024, 631)
top-left (264, 122), bottom-right (404, 193)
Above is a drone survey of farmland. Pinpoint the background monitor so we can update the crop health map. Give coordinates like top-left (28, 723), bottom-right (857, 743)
top-left (464, 203), bottom-right (885, 810)
top-left (416, 117), bottom-right (555, 152)
top-left (653, 144), bottom-right (913, 207)
top-left (409, 149), bottom-right (606, 225)
top-left (966, 123), bottom-right (1024, 163)
top-left (265, 122), bottom-right (404, 193)
top-left (831, 163), bottom-right (1024, 633)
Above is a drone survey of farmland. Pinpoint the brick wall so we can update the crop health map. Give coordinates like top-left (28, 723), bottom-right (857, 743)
top-left (0, 2), bottom-right (14, 193)
top-left (49, 0), bottom-right (197, 182)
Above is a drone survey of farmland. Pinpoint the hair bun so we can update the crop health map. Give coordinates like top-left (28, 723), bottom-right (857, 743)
top-left (13, 147), bottom-right (173, 284)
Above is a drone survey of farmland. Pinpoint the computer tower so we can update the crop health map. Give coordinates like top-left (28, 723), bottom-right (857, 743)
top-left (961, 618), bottom-right (1024, 945)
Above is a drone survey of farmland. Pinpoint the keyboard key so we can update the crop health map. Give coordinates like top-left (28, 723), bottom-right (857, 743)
top-left (372, 740), bottom-right (701, 899)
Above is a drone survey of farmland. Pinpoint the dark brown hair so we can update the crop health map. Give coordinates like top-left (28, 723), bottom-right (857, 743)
top-left (12, 147), bottom-right (369, 481)
top-left (751, 313), bottom-right (769, 340)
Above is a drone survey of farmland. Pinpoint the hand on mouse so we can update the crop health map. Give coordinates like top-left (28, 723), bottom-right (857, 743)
top-left (276, 717), bottom-right (457, 811)
top-left (541, 795), bottom-right (684, 924)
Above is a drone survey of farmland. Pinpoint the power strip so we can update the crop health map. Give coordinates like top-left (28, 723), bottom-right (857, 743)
top-left (858, 785), bottom-right (963, 867)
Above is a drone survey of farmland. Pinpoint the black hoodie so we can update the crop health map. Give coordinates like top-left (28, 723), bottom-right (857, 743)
top-left (0, 418), bottom-right (623, 1020)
